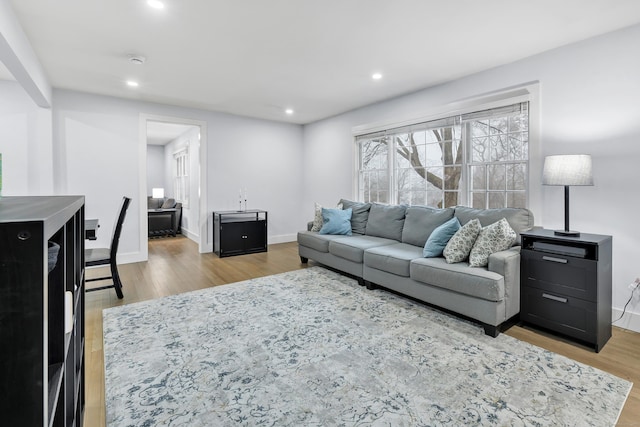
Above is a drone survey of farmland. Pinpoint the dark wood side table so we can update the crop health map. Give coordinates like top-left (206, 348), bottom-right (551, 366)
top-left (520, 228), bottom-right (612, 352)
top-left (213, 210), bottom-right (267, 257)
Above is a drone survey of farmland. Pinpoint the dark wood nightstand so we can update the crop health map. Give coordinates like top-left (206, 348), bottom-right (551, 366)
top-left (520, 228), bottom-right (612, 352)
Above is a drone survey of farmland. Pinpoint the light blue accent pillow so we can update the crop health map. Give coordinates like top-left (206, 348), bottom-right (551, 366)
top-left (319, 208), bottom-right (353, 235)
top-left (423, 217), bottom-right (461, 257)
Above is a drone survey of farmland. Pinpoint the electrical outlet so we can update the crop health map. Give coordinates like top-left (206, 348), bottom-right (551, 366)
top-left (629, 278), bottom-right (640, 291)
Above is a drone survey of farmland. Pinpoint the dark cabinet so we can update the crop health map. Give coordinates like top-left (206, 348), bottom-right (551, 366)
top-left (0, 196), bottom-right (85, 426)
top-left (213, 210), bottom-right (267, 257)
top-left (520, 228), bottom-right (612, 352)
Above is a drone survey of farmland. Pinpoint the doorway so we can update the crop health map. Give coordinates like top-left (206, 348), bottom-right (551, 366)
top-left (138, 114), bottom-right (208, 259)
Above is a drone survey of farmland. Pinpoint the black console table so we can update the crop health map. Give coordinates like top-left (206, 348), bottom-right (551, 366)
top-left (520, 228), bottom-right (612, 352)
top-left (213, 210), bottom-right (267, 257)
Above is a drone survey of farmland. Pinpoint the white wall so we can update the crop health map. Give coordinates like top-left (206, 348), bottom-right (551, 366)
top-left (301, 24), bottom-right (640, 331)
top-left (52, 89), bottom-right (304, 262)
top-left (0, 79), bottom-right (53, 195)
top-left (146, 145), bottom-right (165, 195)
top-left (206, 113), bottom-right (305, 243)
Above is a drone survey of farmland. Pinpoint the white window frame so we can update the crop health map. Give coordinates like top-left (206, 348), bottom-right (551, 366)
top-left (353, 84), bottom-right (541, 213)
top-left (173, 146), bottom-right (189, 208)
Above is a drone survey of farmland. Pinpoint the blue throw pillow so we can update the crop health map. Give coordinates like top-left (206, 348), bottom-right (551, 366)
top-left (423, 217), bottom-right (461, 257)
top-left (319, 208), bottom-right (353, 235)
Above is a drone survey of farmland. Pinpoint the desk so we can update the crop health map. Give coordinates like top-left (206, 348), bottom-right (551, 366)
top-left (85, 219), bottom-right (99, 240)
top-left (148, 208), bottom-right (178, 237)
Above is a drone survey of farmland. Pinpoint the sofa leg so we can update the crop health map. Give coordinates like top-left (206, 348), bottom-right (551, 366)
top-left (483, 324), bottom-right (500, 338)
top-left (357, 277), bottom-right (364, 286)
top-left (365, 281), bottom-right (377, 290)
top-left (300, 256), bottom-right (308, 264)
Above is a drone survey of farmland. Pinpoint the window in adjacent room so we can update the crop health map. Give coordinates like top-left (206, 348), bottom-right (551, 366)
top-left (173, 146), bottom-right (189, 208)
top-left (356, 102), bottom-right (529, 209)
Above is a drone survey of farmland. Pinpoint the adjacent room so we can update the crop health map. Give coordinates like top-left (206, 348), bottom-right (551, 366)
top-left (1, 1), bottom-right (640, 426)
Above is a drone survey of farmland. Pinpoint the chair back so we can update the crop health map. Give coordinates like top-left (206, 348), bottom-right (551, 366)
top-left (110, 197), bottom-right (132, 259)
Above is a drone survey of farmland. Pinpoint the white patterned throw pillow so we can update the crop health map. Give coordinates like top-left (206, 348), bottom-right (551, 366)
top-left (311, 202), bottom-right (343, 232)
top-left (443, 218), bottom-right (482, 263)
top-left (469, 218), bottom-right (517, 267)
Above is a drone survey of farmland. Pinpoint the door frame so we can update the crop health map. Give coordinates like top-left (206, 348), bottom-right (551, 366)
top-left (138, 113), bottom-right (209, 258)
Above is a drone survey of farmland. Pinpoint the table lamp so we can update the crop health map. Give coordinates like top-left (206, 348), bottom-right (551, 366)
top-left (152, 188), bottom-right (165, 199)
top-left (542, 154), bottom-right (593, 236)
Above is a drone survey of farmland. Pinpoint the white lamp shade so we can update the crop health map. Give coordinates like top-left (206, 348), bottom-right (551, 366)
top-left (152, 188), bottom-right (165, 198)
top-left (542, 154), bottom-right (593, 186)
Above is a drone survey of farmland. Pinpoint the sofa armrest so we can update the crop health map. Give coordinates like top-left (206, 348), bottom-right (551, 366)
top-left (488, 246), bottom-right (521, 319)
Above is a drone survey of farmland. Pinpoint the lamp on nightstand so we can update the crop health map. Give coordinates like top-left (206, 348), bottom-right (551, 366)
top-left (542, 154), bottom-right (593, 237)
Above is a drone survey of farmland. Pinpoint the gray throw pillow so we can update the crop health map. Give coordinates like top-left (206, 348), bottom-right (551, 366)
top-left (443, 218), bottom-right (482, 263)
top-left (365, 204), bottom-right (407, 241)
top-left (401, 206), bottom-right (455, 247)
top-left (161, 198), bottom-right (176, 209)
top-left (339, 199), bottom-right (371, 235)
top-left (469, 218), bottom-right (517, 267)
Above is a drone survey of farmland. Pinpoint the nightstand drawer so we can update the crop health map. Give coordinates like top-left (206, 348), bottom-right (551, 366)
top-left (521, 286), bottom-right (596, 343)
top-left (521, 249), bottom-right (597, 301)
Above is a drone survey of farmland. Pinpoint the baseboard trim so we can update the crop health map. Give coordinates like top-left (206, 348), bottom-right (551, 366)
top-left (113, 251), bottom-right (146, 265)
top-left (268, 234), bottom-right (297, 245)
top-left (181, 228), bottom-right (199, 243)
top-left (612, 307), bottom-right (640, 333)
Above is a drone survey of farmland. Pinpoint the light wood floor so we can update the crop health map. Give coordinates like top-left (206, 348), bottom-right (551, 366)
top-left (85, 236), bottom-right (639, 426)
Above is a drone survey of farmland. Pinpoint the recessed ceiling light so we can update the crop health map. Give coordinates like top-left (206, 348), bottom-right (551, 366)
top-left (128, 55), bottom-right (146, 65)
top-left (126, 80), bottom-right (139, 87)
top-left (372, 73), bottom-right (383, 80)
top-left (285, 109), bottom-right (294, 115)
top-left (147, 0), bottom-right (165, 9)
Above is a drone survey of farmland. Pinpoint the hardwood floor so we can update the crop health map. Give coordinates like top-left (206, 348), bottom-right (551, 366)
top-left (85, 237), bottom-right (639, 426)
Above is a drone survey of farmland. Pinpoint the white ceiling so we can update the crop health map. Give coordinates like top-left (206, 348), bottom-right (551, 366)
top-left (6, 0), bottom-right (640, 124)
top-left (147, 122), bottom-right (197, 145)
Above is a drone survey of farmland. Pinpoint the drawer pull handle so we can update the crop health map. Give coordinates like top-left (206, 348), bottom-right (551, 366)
top-left (542, 256), bottom-right (568, 264)
top-left (542, 293), bottom-right (568, 304)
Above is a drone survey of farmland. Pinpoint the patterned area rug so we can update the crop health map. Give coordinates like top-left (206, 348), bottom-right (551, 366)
top-left (103, 267), bottom-right (631, 426)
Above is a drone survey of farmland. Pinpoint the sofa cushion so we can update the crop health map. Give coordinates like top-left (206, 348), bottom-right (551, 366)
top-left (454, 206), bottom-right (534, 244)
top-left (328, 235), bottom-right (398, 263)
top-left (401, 206), bottom-right (455, 247)
top-left (443, 218), bottom-right (481, 263)
top-left (469, 218), bottom-right (517, 267)
top-left (423, 217), bottom-right (461, 258)
top-left (319, 208), bottom-right (352, 235)
top-left (339, 199), bottom-right (371, 235)
top-left (364, 243), bottom-right (424, 277)
top-left (365, 204), bottom-right (407, 241)
top-left (410, 257), bottom-right (505, 302)
top-left (297, 231), bottom-right (349, 253)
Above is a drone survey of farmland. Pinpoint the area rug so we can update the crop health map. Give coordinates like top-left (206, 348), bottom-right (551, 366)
top-left (103, 266), bottom-right (632, 426)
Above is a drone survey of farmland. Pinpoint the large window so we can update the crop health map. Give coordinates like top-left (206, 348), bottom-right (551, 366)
top-left (356, 102), bottom-right (529, 209)
top-left (173, 147), bottom-right (189, 208)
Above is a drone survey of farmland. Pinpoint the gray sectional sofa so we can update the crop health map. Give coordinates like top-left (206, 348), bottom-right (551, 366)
top-left (297, 200), bottom-right (534, 336)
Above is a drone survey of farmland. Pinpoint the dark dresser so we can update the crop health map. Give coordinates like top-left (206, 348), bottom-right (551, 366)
top-left (520, 228), bottom-right (612, 352)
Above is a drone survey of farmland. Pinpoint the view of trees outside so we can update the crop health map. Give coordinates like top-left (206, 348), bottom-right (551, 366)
top-left (357, 103), bottom-right (528, 208)
top-left (359, 138), bottom-right (389, 203)
top-left (396, 126), bottom-right (462, 207)
top-left (469, 112), bottom-right (528, 208)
